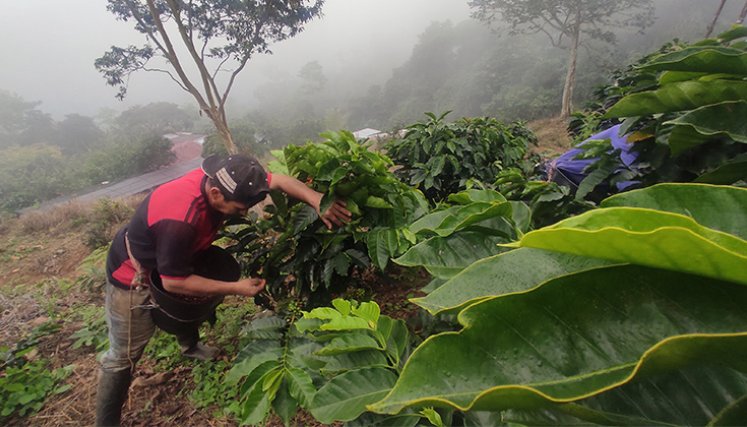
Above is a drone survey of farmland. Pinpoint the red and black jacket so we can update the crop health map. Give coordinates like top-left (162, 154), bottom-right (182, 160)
top-left (106, 168), bottom-right (225, 289)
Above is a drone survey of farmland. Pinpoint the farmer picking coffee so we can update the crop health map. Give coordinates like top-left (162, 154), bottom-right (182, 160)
top-left (95, 154), bottom-right (350, 426)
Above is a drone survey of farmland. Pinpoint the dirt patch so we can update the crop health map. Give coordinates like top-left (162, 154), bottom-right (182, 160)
top-left (364, 266), bottom-right (430, 321)
top-left (0, 199), bottom-right (111, 291)
top-left (23, 357), bottom-right (99, 427)
top-left (124, 365), bottom-right (231, 427)
top-left (27, 358), bottom-right (231, 427)
top-left (527, 117), bottom-right (572, 158)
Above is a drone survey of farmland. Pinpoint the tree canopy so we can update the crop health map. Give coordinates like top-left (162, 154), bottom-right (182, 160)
top-left (96, 0), bottom-right (325, 154)
top-left (469, 0), bottom-right (655, 118)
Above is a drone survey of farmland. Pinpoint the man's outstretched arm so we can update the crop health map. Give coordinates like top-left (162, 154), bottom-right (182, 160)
top-left (269, 173), bottom-right (352, 229)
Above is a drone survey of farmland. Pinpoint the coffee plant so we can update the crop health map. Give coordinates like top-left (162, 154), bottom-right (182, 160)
top-left (386, 112), bottom-right (537, 204)
top-left (227, 299), bottom-right (432, 426)
top-left (223, 131), bottom-right (428, 309)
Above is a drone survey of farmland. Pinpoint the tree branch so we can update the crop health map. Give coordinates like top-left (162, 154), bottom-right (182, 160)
top-left (142, 66), bottom-right (189, 92)
top-left (143, 0), bottom-right (209, 109)
top-left (212, 56), bottom-right (232, 80)
top-left (164, 0), bottom-right (222, 109)
top-left (539, 13), bottom-right (565, 33)
top-left (221, 56), bottom-right (250, 111)
top-left (124, 0), bottom-right (169, 58)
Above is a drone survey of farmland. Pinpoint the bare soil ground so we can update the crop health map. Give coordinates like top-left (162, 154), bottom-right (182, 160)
top-left (527, 117), bottom-right (572, 158)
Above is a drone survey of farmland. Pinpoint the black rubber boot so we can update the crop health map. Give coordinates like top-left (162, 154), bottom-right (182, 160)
top-left (95, 369), bottom-right (132, 427)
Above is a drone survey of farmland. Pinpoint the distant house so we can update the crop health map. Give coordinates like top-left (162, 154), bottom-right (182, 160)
top-left (352, 128), bottom-right (384, 140)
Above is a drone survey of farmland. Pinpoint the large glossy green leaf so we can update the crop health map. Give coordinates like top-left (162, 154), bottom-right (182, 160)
top-left (311, 367), bottom-right (398, 423)
top-left (511, 207), bottom-right (747, 286)
top-left (710, 394), bottom-right (747, 426)
top-left (605, 79), bottom-right (747, 117)
top-left (666, 121), bottom-right (715, 155)
top-left (447, 189), bottom-right (506, 205)
top-left (394, 232), bottom-right (508, 279)
top-left (238, 365), bottom-right (277, 425)
top-left (411, 248), bottom-right (617, 315)
top-left (505, 365), bottom-right (747, 426)
top-left (367, 228), bottom-right (399, 270)
top-left (347, 413), bottom-right (420, 427)
top-left (601, 183), bottom-right (747, 239)
top-left (665, 101), bottom-right (747, 154)
top-left (316, 332), bottom-right (381, 356)
top-left (694, 153), bottom-right (747, 185)
top-left (320, 349), bottom-right (389, 375)
top-left (434, 202), bottom-right (512, 237)
top-left (715, 25), bottom-right (747, 43)
top-left (409, 202), bottom-right (512, 237)
top-left (369, 265), bottom-right (747, 414)
top-left (639, 46), bottom-right (747, 74)
top-left (271, 380), bottom-right (297, 426)
top-left (377, 316), bottom-right (409, 364)
top-left (409, 209), bottom-right (453, 235)
top-left (228, 338), bottom-right (283, 385)
top-left (286, 366), bottom-right (315, 408)
top-left (658, 71), bottom-right (708, 85)
top-left (509, 201), bottom-right (531, 234)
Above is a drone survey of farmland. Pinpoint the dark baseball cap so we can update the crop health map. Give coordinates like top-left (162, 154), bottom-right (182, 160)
top-left (202, 154), bottom-right (270, 204)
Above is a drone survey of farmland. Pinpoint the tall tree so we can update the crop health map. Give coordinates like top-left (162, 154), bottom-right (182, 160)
top-left (738, 1), bottom-right (747, 25)
top-left (114, 102), bottom-right (195, 137)
top-left (0, 90), bottom-right (55, 148)
top-left (705, 0), bottom-right (727, 38)
top-left (96, 0), bottom-right (324, 154)
top-left (469, 0), bottom-right (655, 118)
top-left (54, 114), bottom-right (105, 155)
top-left (298, 60), bottom-right (327, 94)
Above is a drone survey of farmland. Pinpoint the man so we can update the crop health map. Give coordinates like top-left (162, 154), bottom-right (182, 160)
top-left (95, 154), bottom-right (350, 426)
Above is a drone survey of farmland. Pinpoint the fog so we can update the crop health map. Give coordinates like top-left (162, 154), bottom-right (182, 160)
top-left (2, 0), bottom-right (744, 212)
top-left (0, 0), bottom-right (470, 119)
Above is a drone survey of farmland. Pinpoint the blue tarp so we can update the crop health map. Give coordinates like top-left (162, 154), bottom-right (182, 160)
top-left (549, 124), bottom-right (639, 191)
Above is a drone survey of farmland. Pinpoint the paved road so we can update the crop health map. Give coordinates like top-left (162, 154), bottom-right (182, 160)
top-left (22, 158), bottom-right (203, 214)
top-left (20, 134), bottom-right (205, 214)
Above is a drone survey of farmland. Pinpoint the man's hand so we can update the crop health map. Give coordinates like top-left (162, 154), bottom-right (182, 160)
top-left (269, 174), bottom-right (352, 229)
top-left (234, 277), bottom-right (266, 297)
top-left (317, 197), bottom-right (352, 229)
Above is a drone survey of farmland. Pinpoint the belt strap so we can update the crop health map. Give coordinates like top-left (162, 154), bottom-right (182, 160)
top-left (124, 232), bottom-right (147, 288)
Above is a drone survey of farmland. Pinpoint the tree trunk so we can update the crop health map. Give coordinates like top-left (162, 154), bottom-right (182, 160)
top-left (738, 1), bottom-right (747, 24)
top-left (706, 0), bottom-right (727, 38)
top-left (206, 109), bottom-right (238, 154)
top-left (560, 9), bottom-right (581, 119)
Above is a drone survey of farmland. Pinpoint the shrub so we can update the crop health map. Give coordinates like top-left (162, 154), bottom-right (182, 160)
top-left (223, 131), bottom-right (427, 309)
top-left (386, 112), bottom-right (537, 203)
top-left (84, 198), bottom-right (134, 249)
top-left (227, 299), bottom-right (423, 426)
top-left (19, 201), bottom-right (92, 235)
top-left (0, 144), bottom-right (79, 212)
top-left (0, 321), bottom-right (71, 421)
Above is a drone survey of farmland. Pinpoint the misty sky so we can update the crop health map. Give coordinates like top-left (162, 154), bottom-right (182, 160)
top-left (0, 0), bottom-right (470, 119)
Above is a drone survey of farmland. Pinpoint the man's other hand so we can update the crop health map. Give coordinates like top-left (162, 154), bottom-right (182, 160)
top-left (319, 199), bottom-right (352, 229)
top-left (235, 277), bottom-right (266, 297)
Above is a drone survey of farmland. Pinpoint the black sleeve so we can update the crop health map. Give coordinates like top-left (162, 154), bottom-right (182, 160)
top-left (151, 219), bottom-right (197, 279)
